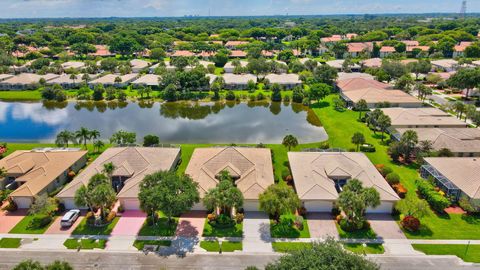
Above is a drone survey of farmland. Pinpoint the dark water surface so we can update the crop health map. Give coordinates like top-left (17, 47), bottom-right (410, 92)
top-left (0, 100), bottom-right (328, 144)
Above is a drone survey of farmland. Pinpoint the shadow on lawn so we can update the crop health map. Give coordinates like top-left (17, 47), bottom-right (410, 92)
top-left (310, 101), bottom-right (330, 109)
top-left (461, 214), bottom-right (480, 225)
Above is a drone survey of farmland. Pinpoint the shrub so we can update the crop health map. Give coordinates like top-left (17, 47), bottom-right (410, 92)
top-left (235, 213), bottom-right (244, 224)
top-left (318, 141), bottom-right (330, 149)
top-left (381, 166), bottom-right (393, 177)
top-left (257, 92), bottom-right (266, 100)
top-left (339, 218), bottom-right (357, 232)
top-left (210, 214), bottom-right (235, 228)
top-left (459, 197), bottom-right (477, 214)
top-left (360, 144), bottom-right (376, 152)
top-left (117, 204), bottom-right (125, 213)
top-left (298, 206), bottom-right (307, 217)
top-left (2, 200), bottom-right (17, 212)
top-left (281, 168), bottom-right (291, 181)
top-left (386, 173), bottom-right (400, 185)
top-left (207, 213), bottom-right (216, 222)
top-left (294, 216), bottom-right (304, 230)
top-left (106, 211), bottom-right (117, 223)
top-left (401, 216), bottom-right (420, 232)
top-left (283, 95), bottom-right (291, 102)
top-left (0, 189), bottom-right (12, 203)
top-left (28, 215), bottom-right (52, 229)
top-left (225, 91), bottom-right (236, 101)
top-left (392, 183), bottom-right (407, 198)
top-left (285, 175), bottom-right (293, 183)
top-left (279, 214), bottom-right (295, 227)
top-left (416, 179), bottom-right (451, 212)
top-left (335, 214), bottom-right (343, 223)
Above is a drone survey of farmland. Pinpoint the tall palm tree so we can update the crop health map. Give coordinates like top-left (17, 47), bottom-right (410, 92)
top-left (75, 127), bottom-right (91, 149)
top-left (93, 140), bottom-right (105, 153)
top-left (102, 162), bottom-right (116, 182)
top-left (81, 74), bottom-right (90, 84)
top-left (55, 130), bottom-right (76, 147)
top-left (69, 73), bottom-right (78, 85)
top-left (90, 130), bottom-right (101, 145)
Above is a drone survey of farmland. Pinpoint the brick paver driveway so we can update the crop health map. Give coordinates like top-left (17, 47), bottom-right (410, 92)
top-left (111, 210), bottom-right (146, 236)
top-left (307, 213), bottom-right (339, 239)
top-left (45, 213), bottom-right (84, 235)
top-left (367, 214), bottom-right (406, 240)
top-left (0, 209), bottom-right (27, 233)
top-left (175, 211), bottom-right (206, 237)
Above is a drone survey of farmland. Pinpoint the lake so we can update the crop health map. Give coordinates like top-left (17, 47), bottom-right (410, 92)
top-left (0, 100), bottom-right (328, 144)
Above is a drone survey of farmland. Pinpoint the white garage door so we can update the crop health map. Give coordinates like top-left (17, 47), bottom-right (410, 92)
top-left (14, 197), bottom-right (32, 209)
top-left (242, 201), bottom-right (259, 211)
top-left (367, 202), bottom-right (393, 214)
top-left (191, 202), bottom-right (206, 211)
top-left (304, 201), bottom-right (333, 212)
top-left (121, 199), bottom-right (140, 210)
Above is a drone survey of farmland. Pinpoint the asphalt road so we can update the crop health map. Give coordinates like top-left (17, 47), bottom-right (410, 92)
top-left (0, 250), bottom-right (479, 270)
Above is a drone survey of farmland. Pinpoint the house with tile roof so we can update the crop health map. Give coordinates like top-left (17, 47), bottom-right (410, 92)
top-left (0, 149), bottom-right (87, 208)
top-left (57, 147), bottom-right (181, 210)
top-left (185, 147), bottom-right (274, 211)
top-left (288, 152), bottom-right (399, 213)
top-left (381, 107), bottom-right (468, 128)
top-left (0, 73), bottom-right (60, 90)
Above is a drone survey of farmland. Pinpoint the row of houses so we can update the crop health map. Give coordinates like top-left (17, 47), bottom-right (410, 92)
top-left (0, 72), bottom-right (302, 90)
top-left (1, 146), bottom-right (399, 214)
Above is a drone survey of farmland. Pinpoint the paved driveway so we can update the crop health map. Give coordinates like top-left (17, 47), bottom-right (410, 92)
top-left (0, 209), bottom-right (27, 233)
top-left (243, 212), bottom-right (272, 253)
top-left (307, 213), bottom-right (339, 239)
top-left (367, 214), bottom-right (406, 240)
top-left (45, 214), bottom-right (84, 235)
top-left (111, 210), bottom-right (146, 236)
top-left (176, 211), bottom-right (206, 237)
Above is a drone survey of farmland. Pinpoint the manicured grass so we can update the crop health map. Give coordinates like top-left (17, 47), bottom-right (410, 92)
top-left (272, 242), bottom-right (313, 253)
top-left (270, 218), bottom-right (310, 238)
top-left (343, 243), bottom-right (384, 254)
top-left (63, 238), bottom-right (107, 249)
top-left (313, 95), bottom-right (480, 239)
top-left (9, 215), bottom-right (56, 234)
top-left (335, 223), bottom-right (377, 239)
top-left (133, 240), bottom-right (172, 250)
top-left (199, 240), bottom-right (242, 252)
top-left (412, 244), bottom-right (480, 263)
top-left (202, 219), bottom-right (243, 237)
top-left (137, 216), bottom-right (179, 237)
top-left (0, 238), bottom-right (22, 248)
top-left (71, 217), bottom-right (120, 235)
top-left (0, 90), bottom-right (42, 101)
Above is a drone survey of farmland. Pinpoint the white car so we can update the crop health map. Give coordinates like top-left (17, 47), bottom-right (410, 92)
top-left (60, 209), bottom-right (81, 227)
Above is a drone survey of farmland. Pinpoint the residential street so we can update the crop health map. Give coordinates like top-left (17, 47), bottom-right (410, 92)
top-left (0, 250), bottom-right (479, 270)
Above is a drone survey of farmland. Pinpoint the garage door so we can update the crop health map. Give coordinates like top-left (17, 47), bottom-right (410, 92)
top-left (367, 202), bottom-right (393, 214)
top-left (121, 199), bottom-right (140, 210)
top-left (61, 199), bottom-right (87, 210)
top-left (14, 197), bottom-right (32, 209)
top-left (191, 202), bottom-right (206, 211)
top-left (304, 201), bottom-right (333, 212)
top-left (242, 201), bottom-right (259, 211)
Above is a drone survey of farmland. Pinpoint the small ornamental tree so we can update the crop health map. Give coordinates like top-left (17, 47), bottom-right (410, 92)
top-left (395, 196), bottom-right (429, 232)
top-left (351, 132), bottom-right (366, 152)
top-left (203, 171), bottom-right (243, 215)
top-left (259, 184), bottom-right (301, 222)
top-left (282, 134), bottom-right (298, 151)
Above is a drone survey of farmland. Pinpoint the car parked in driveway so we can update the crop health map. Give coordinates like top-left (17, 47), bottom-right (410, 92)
top-left (60, 209), bottom-right (80, 227)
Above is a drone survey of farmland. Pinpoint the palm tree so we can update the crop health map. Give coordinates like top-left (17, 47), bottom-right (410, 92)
top-left (93, 140), bottom-right (105, 153)
top-left (89, 130), bottom-right (101, 145)
top-left (81, 73), bottom-right (90, 84)
top-left (55, 130), bottom-right (76, 147)
top-left (355, 99), bottom-right (368, 120)
top-left (75, 127), bottom-right (91, 149)
top-left (69, 73), bottom-right (78, 85)
top-left (351, 132), bottom-right (366, 152)
top-left (282, 134), bottom-right (299, 151)
top-left (145, 87), bottom-right (152, 99)
top-left (376, 114), bottom-right (391, 142)
top-left (102, 162), bottom-right (116, 182)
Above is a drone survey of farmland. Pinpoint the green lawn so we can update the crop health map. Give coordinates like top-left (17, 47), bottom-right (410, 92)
top-left (313, 95), bottom-right (480, 239)
top-left (343, 243), bottom-right (384, 254)
top-left (63, 238), bottom-right (107, 249)
top-left (335, 223), bottom-right (377, 239)
top-left (0, 90), bottom-right (42, 101)
top-left (137, 216), bottom-right (178, 237)
top-left (270, 218), bottom-right (310, 238)
top-left (202, 219), bottom-right (243, 237)
top-left (199, 240), bottom-right (242, 252)
top-left (9, 215), bottom-right (56, 234)
top-left (272, 242), bottom-right (313, 253)
top-left (71, 217), bottom-right (120, 235)
top-left (412, 244), bottom-right (480, 263)
top-left (133, 240), bottom-right (172, 250)
top-left (0, 238), bottom-right (22, 248)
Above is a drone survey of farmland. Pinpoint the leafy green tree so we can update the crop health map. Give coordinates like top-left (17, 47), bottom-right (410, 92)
top-left (212, 52), bottom-right (229, 67)
top-left (46, 261), bottom-right (74, 270)
top-left (407, 60), bottom-right (432, 80)
top-left (381, 60), bottom-right (407, 82)
top-left (265, 239), bottom-right (379, 270)
top-left (149, 48), bottom-right (166, 61)
top-left (143, 134), bottom-right (160, 147)
top-left (271, 83), bottom-right (282, 102)
top-left (309, 83), bottom-right (331, 103)
top-left (448, 68), bottom-right (480, 99)
top-left (465, 43), bottom-right (480, 58)
top-left (203, 171), bottom-right (243, 214)
top-left (355, 99), bottom-right (368, 120)
top-left (139, 171), bottom-right (200, 223)
top-left (109, 36), bottom-right (142, 57)
top-left (259, 184), bottom-right (300, 221)
top-left (110, 130), bottom-right (136, 146)
top-left (74, 174), bottom-right (116, 221)
top-left (92, 84), bottom-right (105, 101)
top-left (93, 140), bottom-right (104, 153)
top-left (282, 134), bottom-right (298, 151)
top-left (28, 193), bottom-right (58, 216)
top-left (399, 130), bottom-right (418, 162)
top-left (55, 130), bottom-right (76, 147)
top-left (13, 260), bottom-right (44, 270)
top-left (351, 132), bottom-right (366, 152)
top-left (70, 43), bottom-right (96, 58)
top-left (313, 64), bottom-right (338, 85)
top-left (163, 84), bottom-right (178, 102)
top-left (395, 74), bottom-right (414, 92)
top-left (337, 179), bottom-right (380, 230)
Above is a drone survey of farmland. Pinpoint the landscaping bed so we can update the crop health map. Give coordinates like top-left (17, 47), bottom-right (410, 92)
top-left (270, 215), bottom-right (310, 238)
top-left (133, 240), bottom-right (172, 250)
top-left (202, 218), bottom-right (243, 238)
top-left (138, 213), bottom-right (178, 236)
top-left (199, 240), bottom-right (242, 252)
top-left (0, 238), bottom-right (22, 248)
top-left (335, 222), bottom-right (377, 239)
top-left (63, 238), bottom-right (107, 249)
top-left (412, 244), bottom-right (480, 263)
top-left (71, 217), bottom-right (119, 235)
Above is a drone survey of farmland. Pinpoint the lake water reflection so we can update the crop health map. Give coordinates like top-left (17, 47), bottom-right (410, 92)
top-left (0, 100), bottom-right (328, 144)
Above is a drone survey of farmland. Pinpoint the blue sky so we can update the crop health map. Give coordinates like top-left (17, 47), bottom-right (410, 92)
top-left (1, 0), bottom-right (478, 18)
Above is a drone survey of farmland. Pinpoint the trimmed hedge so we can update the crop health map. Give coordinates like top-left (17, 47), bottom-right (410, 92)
top-left (416, 180), bottom-right (450, 213)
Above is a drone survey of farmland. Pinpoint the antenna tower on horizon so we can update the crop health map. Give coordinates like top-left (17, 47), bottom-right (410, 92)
top-left (460, 0), bottom-right (467, 18)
